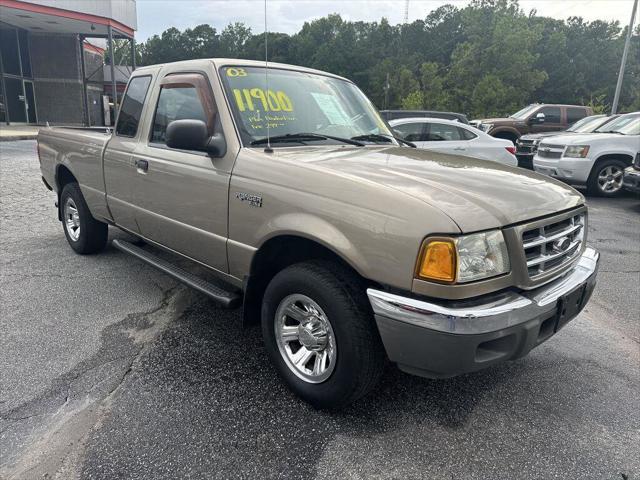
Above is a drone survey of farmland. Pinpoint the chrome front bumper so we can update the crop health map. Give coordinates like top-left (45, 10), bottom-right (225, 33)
top-left (367, 247), bottom-right (599, 378)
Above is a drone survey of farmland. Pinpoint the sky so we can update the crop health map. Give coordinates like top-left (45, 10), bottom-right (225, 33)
top-left (135, 0), bottom-right (637, 41)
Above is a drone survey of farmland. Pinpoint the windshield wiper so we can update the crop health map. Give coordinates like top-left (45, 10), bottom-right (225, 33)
top-left (351, 133), bottom-right (416, 148)
top-left (250, 133), bottom-right (364, 147)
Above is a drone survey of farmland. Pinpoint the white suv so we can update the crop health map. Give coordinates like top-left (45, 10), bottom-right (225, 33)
top-left (533, 113), bottom-right (640, 196)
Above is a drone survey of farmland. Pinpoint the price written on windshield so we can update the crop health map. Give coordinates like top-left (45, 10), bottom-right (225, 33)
top-left (232, 88), bottom-right (294, 112)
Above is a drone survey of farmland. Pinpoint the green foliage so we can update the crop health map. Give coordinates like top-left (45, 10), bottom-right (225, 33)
top-left (136, 0), bottom-right (639, 116)
top-left (401, 91), bottom-right (425, 110)
top-left (584, 93), bottom-right (610, 114)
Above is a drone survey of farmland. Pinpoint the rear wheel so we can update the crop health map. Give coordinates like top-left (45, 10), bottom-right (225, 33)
top-left (261, 260), bottom-right (385, 409)
top-left (60, 182), bottom-right (108, 254)
top-left (587, 160), bottom-right (626, 197)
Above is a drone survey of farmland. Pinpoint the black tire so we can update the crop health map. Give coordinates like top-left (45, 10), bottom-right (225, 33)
top-left (261, 260), bottom-right (385, 409)
top-left (587, 159), bottom-right (627, 197)
top-left (60, 182), bottom-right (108, 254)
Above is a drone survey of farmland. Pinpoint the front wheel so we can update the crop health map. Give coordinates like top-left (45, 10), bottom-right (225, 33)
top-left (60, 182), bottom-right (108, 254)
top-left (587, 160), bottom-right (626, 197)
top-left (261, 260), bottom-right (385, 409)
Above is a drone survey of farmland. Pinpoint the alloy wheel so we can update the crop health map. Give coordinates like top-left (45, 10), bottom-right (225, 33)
top-left (274, 294), bottom-right (337, 384)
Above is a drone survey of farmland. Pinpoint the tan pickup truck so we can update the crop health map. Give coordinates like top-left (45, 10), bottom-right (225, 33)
top-left (38, 59), bottom-right (599, 408)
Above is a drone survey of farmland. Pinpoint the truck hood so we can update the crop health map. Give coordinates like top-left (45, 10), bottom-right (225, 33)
top-left (540, 132), bottom-right (624, 146)
top-left (520, 130), bottom-right (572, 141)
top-left (473, 117), bottom-right (523, 126)
top-left (272, 146), bottom-right (584, 232)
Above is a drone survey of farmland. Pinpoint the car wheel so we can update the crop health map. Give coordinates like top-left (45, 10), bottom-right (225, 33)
top-left (587, 160), bottom-right (626, 197)
top-left (60, 182), bottom-right (108, 254)
top-left (261, 260), bottom-right (385, 409)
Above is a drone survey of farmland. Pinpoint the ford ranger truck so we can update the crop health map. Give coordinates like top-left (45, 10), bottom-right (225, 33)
top-left (38, 59), bottom-right (600, 409)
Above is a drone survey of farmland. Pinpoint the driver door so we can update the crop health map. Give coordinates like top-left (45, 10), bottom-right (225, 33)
top-left (530, 106), bottom-right (563, 134)
top-left (129, 72), bottom-right (231, 273)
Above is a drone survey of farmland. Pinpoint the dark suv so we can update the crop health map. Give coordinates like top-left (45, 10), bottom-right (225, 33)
top-left (471, 104), bottom-right (593, 144)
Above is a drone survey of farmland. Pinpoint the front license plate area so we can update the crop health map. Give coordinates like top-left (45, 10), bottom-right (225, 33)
top-left (556, 284), bottom-right (587, 331)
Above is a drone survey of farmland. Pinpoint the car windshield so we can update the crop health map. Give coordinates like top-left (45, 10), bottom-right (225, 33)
top-left (220, 66), bottom-right (395, 146)
top-left (510, 105), bottom-right (538, 119)
top-left (567, 116), bottom-right (605, 132)
top-left (596, 114), bottom-right (640, 133)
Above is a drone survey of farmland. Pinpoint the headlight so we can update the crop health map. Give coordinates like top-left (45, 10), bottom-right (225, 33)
top-left (532, 139), bottom-right (540, 146)
top-left (416, 231), bottom-right (510, 283)
top-left (564, 145), bottom-right (590, 158)
top-left (480, 123), bottom-right (493, 132)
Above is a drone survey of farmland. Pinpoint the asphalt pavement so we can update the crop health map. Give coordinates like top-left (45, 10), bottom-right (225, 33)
top-left (1, 140), bottom-right (638, 479)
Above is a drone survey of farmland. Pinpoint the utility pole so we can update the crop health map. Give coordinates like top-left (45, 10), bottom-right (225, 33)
top-left (384, 72), bottom-right (390, 110)
top-left (612, 0), bottom-right (638, 114)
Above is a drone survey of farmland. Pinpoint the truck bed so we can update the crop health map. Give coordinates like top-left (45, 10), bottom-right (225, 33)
top-left (38, 126), bottom-right (113, 223)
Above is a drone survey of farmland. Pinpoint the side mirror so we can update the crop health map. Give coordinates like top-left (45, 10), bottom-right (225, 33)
top-left (165, 119), bottom-right (226, 157)
top-left (530, 112), bottom-right (545, 124)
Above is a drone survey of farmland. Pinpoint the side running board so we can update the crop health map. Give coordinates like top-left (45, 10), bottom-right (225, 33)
top-left (112, 239), bottom-right (241, 309)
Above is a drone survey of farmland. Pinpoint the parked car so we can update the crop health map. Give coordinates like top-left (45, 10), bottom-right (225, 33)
top-left (38, 58), bottom-right (599, 408)
top-left (516, 114), bottom-right (616, 169)
top-left (622, 152), bottom-right (640, 195)
top-left (471, 104), bottom-right (594, 144)
top-left (381, 109), bottom-right (469, 124)
top-left (533, 113), bottom-right (640, 197)
top-left (390, 117), bottom-right (517, 166)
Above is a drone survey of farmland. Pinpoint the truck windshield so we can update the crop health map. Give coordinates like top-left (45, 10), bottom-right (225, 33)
top-left (510, 105), bottom-right (538, 119)
top-left (220, 66), bottom-right (394, 147)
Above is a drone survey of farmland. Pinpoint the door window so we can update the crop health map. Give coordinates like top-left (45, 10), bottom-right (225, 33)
top-left (116, 75), bottom-right (152, 137)
top-left (4, 77), bottom-right (26, 123)
top-left (567, 108), bottom-right (587, 124)
top-left (459, 127), bottom-right (477, 140)
top-left (426, 123), bottom-right (464, 141)
top-left (393, 122), bottom-right (426, 142)
top-left (150, 73), bottom-right (217, 146)
top-left (24, 81), bottom-right (36, 124)
top-left (537, 107), bottom-right (561, 124)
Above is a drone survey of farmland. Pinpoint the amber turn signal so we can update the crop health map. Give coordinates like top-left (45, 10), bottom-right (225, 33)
top-left (416, 239), bottom-right (457, 283)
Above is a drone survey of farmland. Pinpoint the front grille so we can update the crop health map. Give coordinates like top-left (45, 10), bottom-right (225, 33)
top-left (522, 213), bottom-right (585, 278)
top-left (537, 149), bottom-right (562, 159)
top-left (539, 143), bottom-right (564, 149)
top-left (516, 140), bottom-right (536, 154)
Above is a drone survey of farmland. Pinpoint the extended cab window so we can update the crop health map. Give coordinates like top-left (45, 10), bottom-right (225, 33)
top-left (150, 73), bottom-right (217, 146)
top-left (567, 107), bottom-right (587, 124)
top-left (116, 76), bottom-right (152, 137)
top-left (538, 107), bottom-right (561, 124)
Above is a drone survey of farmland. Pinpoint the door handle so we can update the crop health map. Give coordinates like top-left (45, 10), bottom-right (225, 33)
top-left (135, 159), bottom-right (149, 172)
top-left (453, 147), bottom-right (466, 151)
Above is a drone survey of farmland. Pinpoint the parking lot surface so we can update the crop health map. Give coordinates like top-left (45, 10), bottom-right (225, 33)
top-left (1, 140), bottom-right (639, 479)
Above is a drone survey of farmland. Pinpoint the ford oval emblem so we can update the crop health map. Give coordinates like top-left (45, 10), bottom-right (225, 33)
top-left (552, 236), bottom-right (571, 253)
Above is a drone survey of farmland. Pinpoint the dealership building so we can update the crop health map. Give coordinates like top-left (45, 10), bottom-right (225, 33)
top-left (0, 0), bottom-right (137, 126)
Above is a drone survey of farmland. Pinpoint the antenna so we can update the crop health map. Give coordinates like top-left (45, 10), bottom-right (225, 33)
top-left (403, 0), bottom-right (409, 24)
top-left (263, 0), bottom-right (273, 153)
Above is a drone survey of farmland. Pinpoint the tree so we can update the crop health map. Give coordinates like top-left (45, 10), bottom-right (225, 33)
top-left (135, 2), bottom-right (639, 115)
